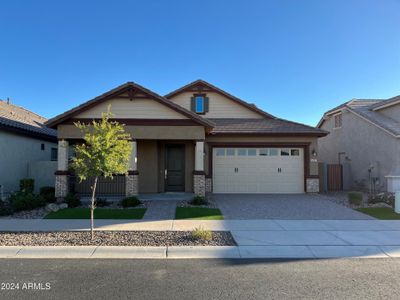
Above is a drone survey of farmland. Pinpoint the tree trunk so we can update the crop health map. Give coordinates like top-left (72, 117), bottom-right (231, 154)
top-left (90, 176), bottom-right (98, 240)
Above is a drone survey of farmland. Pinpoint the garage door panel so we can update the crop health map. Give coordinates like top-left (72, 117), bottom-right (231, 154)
top-left (213, 148), bottom-right (304, 194)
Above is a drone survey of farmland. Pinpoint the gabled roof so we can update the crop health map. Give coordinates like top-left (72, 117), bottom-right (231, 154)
top-left (0, 100), bottom-right (57, 141)
top-left (317, 97), bottom-right (400, 137)
top-left (46, 82), bottom-right (215, 129)
top-left (209, 118), bottom-right (328, 136)
top-left (165, 79), bottom-right (275, 119)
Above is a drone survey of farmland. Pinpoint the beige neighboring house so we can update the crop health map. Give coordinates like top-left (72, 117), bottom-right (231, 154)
top-left (317, 96), bottom-right (400, 193)
top-left (46, 80), bottom-right (327, 198)
top-left (0, 100), bottom-right (57, 196)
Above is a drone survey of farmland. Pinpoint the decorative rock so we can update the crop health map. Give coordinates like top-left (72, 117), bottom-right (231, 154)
top-left (46, 203), bottom-right (60, 212)
top-left (59, 203), bottom-right (68, 209)
top-left (369, 202), bottom-right (392, 208)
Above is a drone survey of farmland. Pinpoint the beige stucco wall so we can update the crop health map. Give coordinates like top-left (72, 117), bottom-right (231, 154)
top-left (319, 109), bottom-right (400, 191)
top-left (57, 124), bottom-right (205, 140)
top-left (379, 104), bottom-right (400, 123)
top-left (204, 135), bottom-right (319, 176)
top-left (169, 91), bottom-right (261, 119)
top-left (75, 97), bottom-right (188, 119)
top-left (137, 140), bottom-right (158, 193)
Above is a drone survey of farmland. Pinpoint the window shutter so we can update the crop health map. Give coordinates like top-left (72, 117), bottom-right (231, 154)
top-left (190, 97), bottom-right (195, 112)
top-left (204, 97), bottom-right (209, 112)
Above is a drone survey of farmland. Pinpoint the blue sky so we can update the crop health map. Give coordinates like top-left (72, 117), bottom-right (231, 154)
top-left (0, 0), bottom-right (399, 126)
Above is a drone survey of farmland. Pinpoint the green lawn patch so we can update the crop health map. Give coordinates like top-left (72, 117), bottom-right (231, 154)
top-left (356, 207), bottom-right (400, 220)
top-left (44, 208), bottom-right (146, 219)
top-left (175, 207), bottom-right (224, 220)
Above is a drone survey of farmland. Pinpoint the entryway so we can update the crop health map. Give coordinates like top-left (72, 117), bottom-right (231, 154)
top-left (165, 144), bottom-right (186, 192)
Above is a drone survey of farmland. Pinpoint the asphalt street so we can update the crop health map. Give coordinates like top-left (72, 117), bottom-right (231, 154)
top-left (0, 258), bottom-right (399, 299)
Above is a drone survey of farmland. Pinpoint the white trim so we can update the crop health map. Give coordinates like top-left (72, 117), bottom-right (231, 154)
top-left (372, 98), bottom-right (400, 111)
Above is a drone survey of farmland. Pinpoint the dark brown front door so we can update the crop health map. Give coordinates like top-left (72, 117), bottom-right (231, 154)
top-left (165, 145), bottom-right (185, 192)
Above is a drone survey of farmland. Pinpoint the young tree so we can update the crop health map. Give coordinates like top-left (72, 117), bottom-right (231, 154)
top-left (71, 106), bottom-right (132, 239)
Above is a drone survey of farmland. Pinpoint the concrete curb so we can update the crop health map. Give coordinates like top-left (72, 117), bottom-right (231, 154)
top-left (0, 245), bottom-right (398, 259)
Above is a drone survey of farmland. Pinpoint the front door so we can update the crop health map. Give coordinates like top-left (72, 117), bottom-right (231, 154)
top-left (165, 145), bottom-right (185, 192)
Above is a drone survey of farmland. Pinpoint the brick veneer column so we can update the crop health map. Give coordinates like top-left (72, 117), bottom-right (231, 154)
top-left (126, 140), bottom-right (139, 196)
top-left (55, 140), bottom-right (69, 200)
top-left (193, 141), bottom-right (205, 196)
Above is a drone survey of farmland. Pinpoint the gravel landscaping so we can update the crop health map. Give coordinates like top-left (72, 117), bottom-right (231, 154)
top-left (0, 231), bottom-right (236, 246)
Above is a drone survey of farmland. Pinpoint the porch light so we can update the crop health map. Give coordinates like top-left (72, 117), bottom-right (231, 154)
top-left (311, 149), bottom-right (317, 157)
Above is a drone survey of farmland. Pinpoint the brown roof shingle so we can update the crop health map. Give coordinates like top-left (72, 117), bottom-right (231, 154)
top-left (209, 118), bottom-right (328, 136)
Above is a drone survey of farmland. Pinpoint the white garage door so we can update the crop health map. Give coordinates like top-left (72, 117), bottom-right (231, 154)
top-left (213, 147), bottom-right (304, 193)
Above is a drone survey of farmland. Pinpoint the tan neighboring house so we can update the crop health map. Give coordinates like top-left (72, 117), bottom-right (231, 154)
top-left (317, 96), bottom-right (400, 193)
top-left (46, 80), bottom-right (327, 198)
top-left (0, 100), bottom-right (57, 196)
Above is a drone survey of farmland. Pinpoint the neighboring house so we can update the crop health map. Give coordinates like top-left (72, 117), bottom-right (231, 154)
top-left (46, 80), bottom-right (327, 198)
top-left (317, 96), bottom-right (400, 193)
top-left (0, 100), bottom-right (58, 195)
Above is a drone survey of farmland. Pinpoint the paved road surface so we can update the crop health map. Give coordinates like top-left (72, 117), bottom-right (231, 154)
top-left (0, 258), bottom-right (399, 299)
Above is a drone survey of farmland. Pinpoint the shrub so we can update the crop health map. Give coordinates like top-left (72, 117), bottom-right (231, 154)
top-left (40, 186), bottom-right (56, 203)
top-left (9, 192), bottom-right (46, 212)
top-left (65, 193), bottom-right (81, 208)
top-left (121, 196), bottom-right (141, 208)
top-left (191, 226), bottom-right (212, 241)
top-left (0, 200), bottom-right (13, 216)
top-left (19, 178), bottom-right (34, 194)
top-left (191, 195), bottom-right (208, 206)
top-left (95, 198), bottom-right (109, 207)
top-left (348, 192), bottom-right (363, 206)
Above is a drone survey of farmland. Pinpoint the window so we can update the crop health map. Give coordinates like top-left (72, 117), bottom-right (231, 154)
top-left (247, 149), bottom-right (257, 156)
top-left (216, 148), bottom-right (225, 156)
top-left (238, 149), bottom-right (247, 156)
top-left (259, 149), bottom-right (268, 156)
top-left (291, 149), bottom-right (300, 156)
top-left (51, 148), bottom-right (58, 161)
top-left (269, 148), bottom-right (278, 156)
top-left (281, 149), bottom-right (290, 156)
top-left (195, 96), bottom-right (205, 113)
top-left (226, 148), bottom-right (235, 156)
top-left (334, 113), bottom-right (342, 128)
top-left (41, 143), bottom-right (45, 151)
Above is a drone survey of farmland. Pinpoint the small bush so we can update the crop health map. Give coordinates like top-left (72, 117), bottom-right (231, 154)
top-left (121, 196), bottom-right (141, 208)
top-left (348, 192), bottom-right (363, 206)
top-left (95, 198), bottom-right (109, 207)
top-left (65, 193), bottom-right (81, 208)
top-left (0, 200), bottom-right (13, 216)
top-left (191, 226), bottom-right (212, 241)
top-left (191, 195), bottom-right (208, 206)
top-left (19, 178), bottom-right (34, 194)
top-left (9, 192), bottom-right (46, 212)
top-left (40, 186), bottom-right (56, 203)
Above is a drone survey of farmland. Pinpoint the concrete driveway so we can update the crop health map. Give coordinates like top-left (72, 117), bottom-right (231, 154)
top-left (212, 194), bottom-right (373, 220)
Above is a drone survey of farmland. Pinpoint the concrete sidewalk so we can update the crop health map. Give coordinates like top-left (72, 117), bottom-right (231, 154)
top-left (2, 219), bottom-right (400, 259)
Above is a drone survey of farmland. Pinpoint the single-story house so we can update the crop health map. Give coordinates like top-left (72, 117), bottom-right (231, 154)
top-left (317, 96), bottom-right (400, 193)
top-left (0, 100), bottom-right (58, 196)
top-left (46, 80), bottom-right (327, 198)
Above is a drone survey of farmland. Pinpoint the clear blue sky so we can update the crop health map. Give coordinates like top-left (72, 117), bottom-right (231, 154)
top-left (1, 0), bottom-right (399, 126)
